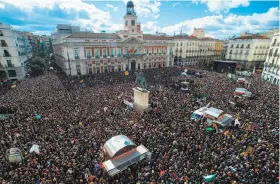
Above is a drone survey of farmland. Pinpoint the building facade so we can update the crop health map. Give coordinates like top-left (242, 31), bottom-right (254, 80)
top-left (0, 23), bottom-right (31, 81)
top-left (225, 35), bottom-right (271, 69)
top-left (24, 32), bottom-right (42, 53)
top-left (221, 40), bottom-right (229, 59)
top-left (262, 32), bottom-right (280, 85)
top-left (37, 36), bottom-right (53, 55)
top-left (53, 1), bottom-right (174, 76)
top-left (172, 36), bottom-right (218, 66)
top-left (214, 40), bottom-right (223, 60)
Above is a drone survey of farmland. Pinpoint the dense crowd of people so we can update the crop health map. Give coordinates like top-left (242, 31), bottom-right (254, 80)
top-left (0, 66), bottom-right (279, 184)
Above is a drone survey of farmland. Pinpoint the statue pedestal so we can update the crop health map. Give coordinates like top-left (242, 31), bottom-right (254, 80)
top-left (133, 87), bottom-right (150, 111)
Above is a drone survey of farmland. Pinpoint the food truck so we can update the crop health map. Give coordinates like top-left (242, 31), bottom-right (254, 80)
top-left (234, 88), bottom-right (252, 98)
top-left (204, 107), bottom-right (234, 127)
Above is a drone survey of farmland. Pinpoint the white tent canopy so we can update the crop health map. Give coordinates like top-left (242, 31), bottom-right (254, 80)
top-left (103, 135), bottom-right (151, 176)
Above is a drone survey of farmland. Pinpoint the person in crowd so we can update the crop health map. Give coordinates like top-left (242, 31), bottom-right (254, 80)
top-left (0, 66), bottom-right (278, 184)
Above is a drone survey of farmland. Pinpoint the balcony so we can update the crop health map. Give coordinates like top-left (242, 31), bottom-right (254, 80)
top-left (110, 54), bottom-right (114, 57)
top-left (87, 55), bottom-right (92, 59)
top-left (95, 55), bottom-right (100, 59)
top-left (246, 46), bottom-right (250, 49)
top-left (74, 56), bottom-right (80, 59)
top-left (6, 64), bottom-right (15, 68)
top-left (1, 43), bottom-right (8, 47)
top-left (3, 54), bottom-right (11, 57)
top-left (244, 53), bottom-right (249, 55)
top-left (103, 55), bottom-right (107, 58)
top-left (117, 54), bottom-right (121, 57)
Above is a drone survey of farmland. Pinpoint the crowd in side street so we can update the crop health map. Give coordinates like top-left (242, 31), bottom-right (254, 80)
top-left (0, 66), bottom-right (279, 184)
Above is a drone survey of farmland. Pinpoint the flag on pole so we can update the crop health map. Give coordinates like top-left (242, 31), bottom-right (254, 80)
top-left (128, 48), bottom-right (136, 54)
top-left (203, 174), bottom-right (217, 182)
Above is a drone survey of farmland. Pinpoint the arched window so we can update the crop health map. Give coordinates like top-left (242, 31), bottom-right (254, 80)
top-left (131, 20), bottom-right (135, 26)
top-left (3, 50), bottom-right (11, 57)
top-left (125, 20), bottom-right (128, 26)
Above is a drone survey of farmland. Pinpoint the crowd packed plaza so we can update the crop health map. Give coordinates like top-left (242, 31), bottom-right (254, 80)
top-left (0, 66), bottom-right (279, 184)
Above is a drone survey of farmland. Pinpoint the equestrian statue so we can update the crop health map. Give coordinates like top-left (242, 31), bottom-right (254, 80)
top-left (135, 71), bottom-right (147, 90)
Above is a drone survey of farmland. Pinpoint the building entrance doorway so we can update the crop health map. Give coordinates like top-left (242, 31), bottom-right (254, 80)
top-left (131, 60), bottom-right (136, 70)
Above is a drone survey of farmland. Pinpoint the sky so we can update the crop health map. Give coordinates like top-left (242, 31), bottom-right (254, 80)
top-left (0, 0), bottom-right (279, 39)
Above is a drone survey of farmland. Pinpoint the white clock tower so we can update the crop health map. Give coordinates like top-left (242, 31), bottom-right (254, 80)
top-left (124, 1), bottom-right (138, 36)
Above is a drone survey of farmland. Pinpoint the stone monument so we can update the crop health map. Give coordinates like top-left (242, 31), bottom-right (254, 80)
top-left (133, 72), bottom-right (150, 111)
